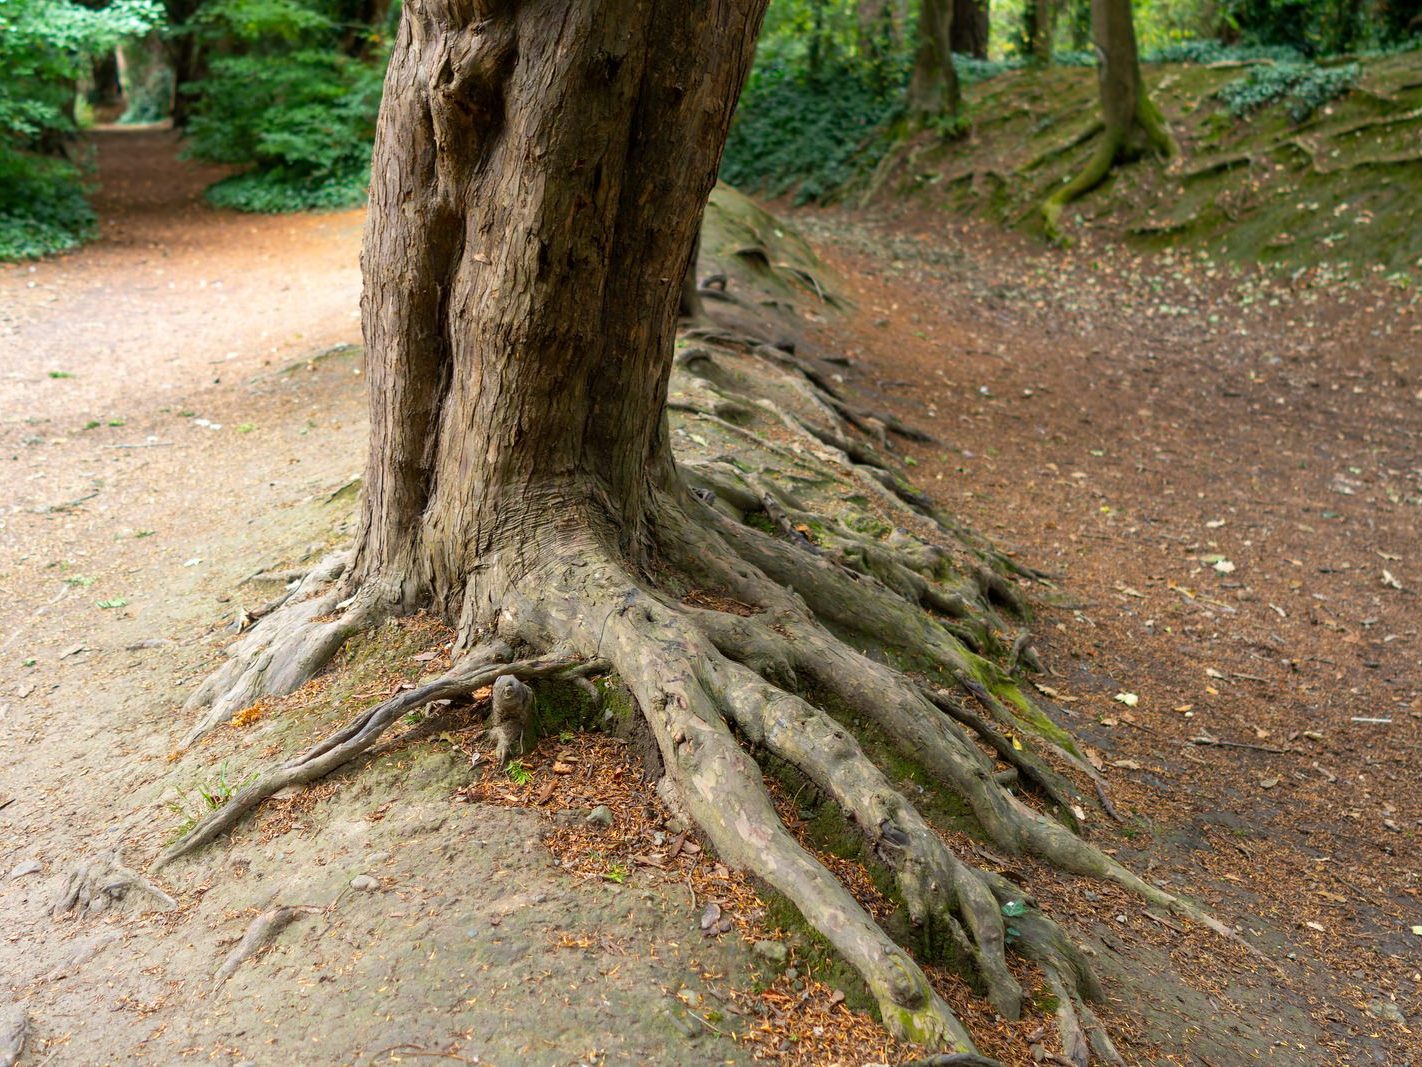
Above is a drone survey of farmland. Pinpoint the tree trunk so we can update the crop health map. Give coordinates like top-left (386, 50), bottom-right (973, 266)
top-left (1040, 0), bottom-right (1175, 239)
top-left (116, 31), bottom-right (173, 124)
top-left (908, 0), bottom-right (960, 120)
top-left (1025, 0), bottom-right (1057, 63)
top-left (1092, 0), bottom-right (1171, 158)
top-left (353, 0), bottom-right (766, 633)
top-left (950, 0), bottom-right (990, 58)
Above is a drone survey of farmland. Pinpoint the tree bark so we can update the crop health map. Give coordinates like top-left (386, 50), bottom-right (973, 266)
top-left (1025, 0), bottom-right (1057, 63)
top-left (908, 0), bottom-right (960, 120)
top-left (353, 0), bottom-right (767, 633)
top-left (951, 0), bottom-right (990, 58)
top-left (1040, 0), bottom-right (1176, 239)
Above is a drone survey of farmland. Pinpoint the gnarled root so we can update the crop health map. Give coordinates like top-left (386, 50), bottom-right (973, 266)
top-left (53, 850), bottom-right (178, 918)
top-left (179, 552), bottom-right (391, 748)
top-left (157, 645), bottom-right (602, 869)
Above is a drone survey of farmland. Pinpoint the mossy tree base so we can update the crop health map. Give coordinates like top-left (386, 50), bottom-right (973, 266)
top-left (161, 273), bottom-right (1231, 1061)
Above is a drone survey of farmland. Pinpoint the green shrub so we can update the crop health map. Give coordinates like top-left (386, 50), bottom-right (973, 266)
top-left (722, 57), bottom-right (907, 204)
top-left (181, 0), bottom-right (387, 213)
top-left (0, 151), bottom-right (95, 259)
top-left (1217, 61), bottom-right (1360, 120)
top-left (1145, 40), bottom-right (1304, 63)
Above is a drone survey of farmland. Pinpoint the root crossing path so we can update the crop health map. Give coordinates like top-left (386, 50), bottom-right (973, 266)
top-left (0, 131), bottom-right (1415, 1066)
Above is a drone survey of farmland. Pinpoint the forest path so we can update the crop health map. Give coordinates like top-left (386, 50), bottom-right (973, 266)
top-left (1, 127), bottom-right (363, 428)
top-left (798, 206), bottom-right (1421, 1063)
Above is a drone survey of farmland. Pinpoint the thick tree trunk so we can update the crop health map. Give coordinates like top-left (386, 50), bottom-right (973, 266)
top-left (908, 0), bottom-right (960, 119)
top-left (951, 0), bottom-right (990, 58)
top-left (353, 0), bottom-right (767, 633)
top-left (116, 31), bottom-right (173, 124)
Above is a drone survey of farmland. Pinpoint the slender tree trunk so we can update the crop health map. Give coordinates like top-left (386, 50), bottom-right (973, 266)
top-left (353, 0), bottom-right (767, 633)
top-left (1040, 0), bottom-right (1175, 239)
top-left (1026, 0), bottom-right (1057, 63)
top-left (908, 0), bottom-right (960, 120)
top-left (857, 0), bottom-right (900, 64)
top-left (1092, 0), bottom-right (1172, 157)
top-left (950, 0), bottom-right (990, 58)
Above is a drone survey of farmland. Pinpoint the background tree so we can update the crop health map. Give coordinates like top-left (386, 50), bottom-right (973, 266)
top-left (951, 0), bottom-right (990, 55)
top-left (908, 0), bottom-right (961, 119)
top-left (1024, 0), bottom-right (1058, 61)
top-left (1040, 0), bottom-right (1176, 238)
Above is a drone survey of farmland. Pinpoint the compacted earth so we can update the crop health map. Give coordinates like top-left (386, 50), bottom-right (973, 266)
top-left (0, 129), bottom-right (1417, 1065)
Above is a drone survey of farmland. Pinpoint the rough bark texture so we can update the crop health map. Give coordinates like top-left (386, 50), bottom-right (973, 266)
top-left (1040, 0), bottom-right (1177, 239)
top-left (908, 0), bottom-right (961, 120)
top-left (951, 0), bottom-right (990, 58)
top-left (353, 0), bottom-right (761, 632)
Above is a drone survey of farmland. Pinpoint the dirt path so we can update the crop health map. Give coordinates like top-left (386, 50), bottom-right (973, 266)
top-left (797, 208), bottom-right (1421, 1063)
top-left (2, 129), bottom-right (1418, 1066)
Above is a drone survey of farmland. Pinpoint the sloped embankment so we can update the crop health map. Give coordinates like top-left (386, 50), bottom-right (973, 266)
top-left (862, 51), bottom-right (1422, 272)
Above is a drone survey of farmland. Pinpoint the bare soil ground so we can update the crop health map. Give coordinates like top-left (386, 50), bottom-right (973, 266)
top-left (793, 206), bottom-right (1421, 1064)
top-left (1, 129), bottom-right (1418, 1066)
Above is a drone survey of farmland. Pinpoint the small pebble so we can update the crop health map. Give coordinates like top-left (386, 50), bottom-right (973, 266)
top-left (752, 939), bottom-right (788, 966)
top-left (350, 875), bottom-right (379, 892)
top-left (586, 805), bottom-right (614, 830)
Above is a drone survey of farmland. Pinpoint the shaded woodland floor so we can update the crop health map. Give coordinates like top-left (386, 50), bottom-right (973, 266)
top-left (0, 130), bottom-right (1417, 1065)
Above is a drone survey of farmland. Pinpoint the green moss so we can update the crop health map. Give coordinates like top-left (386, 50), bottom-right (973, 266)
top-left (745, 511), bottom-right (779, 535)
top-left (845, 512), bottom-right (893, 540)
top-left (531, 678), bottom-right (602, 736)
top-left (759, 886), bottom-right (877, 1014)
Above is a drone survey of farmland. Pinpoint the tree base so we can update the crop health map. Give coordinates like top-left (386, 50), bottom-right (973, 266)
top-left (158, 323), bottom-right (1239, 1061)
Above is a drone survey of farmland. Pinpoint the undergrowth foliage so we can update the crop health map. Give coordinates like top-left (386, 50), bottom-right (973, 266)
top-left (0, 152), bottom-right (95, 259)
top-left (721, 55), bottom-right (907, 204)
top-left (181, 0), bottom-right (388, 212)
top-left (0, 0), bottom-right (161, 259)
top-left (186, 49), bottom-right (383, 211)
top-left (1217, 60), bottom-right (1361, 120)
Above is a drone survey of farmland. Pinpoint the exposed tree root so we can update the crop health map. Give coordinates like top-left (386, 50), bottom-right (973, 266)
top-left (0, 1005), bottom-right (27, 1067)
top-left (179, 551), bottom-right (389, 749)
top-left (157, 648), bottom-right (603, 869)
top-left (159, 334), bottom-right (1237, 1060)
top-left (53, 850), bottom-right (178, 918)
top-left (213, 905), bottom-right (314, 990)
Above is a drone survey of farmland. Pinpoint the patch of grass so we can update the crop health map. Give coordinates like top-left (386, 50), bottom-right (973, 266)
top-left (168, 762), bottom-right (256, 839)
